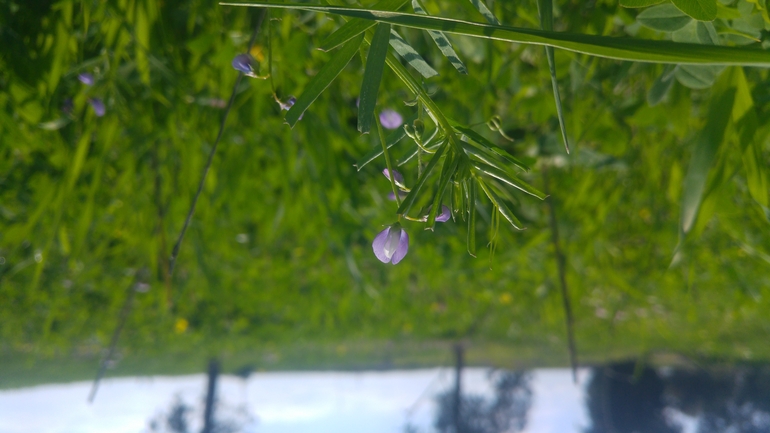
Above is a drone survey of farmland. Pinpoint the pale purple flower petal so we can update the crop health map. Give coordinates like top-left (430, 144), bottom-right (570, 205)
top-left (372, 227), bottom-right (392, 263)
top-left (88, 98), bottom-right (105, 117)
top-left (387, 191), bottom-right (408, 201)
top-left (379, 109), bottom-right (403, 129)
top-left (373, 224), bottom-right (409, 264)
top-left (382, 169), bottom-right (404, 186)
top-left (436, 205), bottom-right (451, 222)
top-left (232, 54), bottom-right (253, 74)
top-left (78, 73), bottom-right (94, 86)
top-left (390, 229), bottom-right (409, 265)
top-left (279, 96), bottom-right (296, 111)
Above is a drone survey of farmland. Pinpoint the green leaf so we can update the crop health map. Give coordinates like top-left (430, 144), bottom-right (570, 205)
top-left (319, 0), bottom-right (408, 51)
top-left (477, 179), bottom-right (525, 229)
top-left (729, 67), bottom-right (768, 207)
top-left (672, 0), bottom-right (717, 21)
top-left (538, 0), bottom-right (570, 154)
top-left (620, 0), bottom-right (666, 8)
top-left (427, 151), bottom-right (459, 229)
top-left (696, 21), bottom-right (719, 45)
top-left (222, 2), bottom-right (770, 66)
top-left (454, 125), bottom-right (530, 170)
top-left (648, 65), bottom-right (676, 106)
top-left (470, 160), bottom-right (546, 199)
top-left (468, 0), bottom-right (500, 25)
top-left (389, 29), bottom-right (438, 78)
top-left (675, 64), bottom-right (723, 89)
top-left (452, 179), bottom-right (464, 221)
top-left (412, 0), bottom-right (468, 74)
top-left (359, 23), bottom-right (391, 134)
top-left (354, 125), bottom-right (408, 170)
top-left (285, 33), bottom-right (363, 127)
top-left (680, 85), bottom-right (736, 234)
top-left (397, 140), bottom-right (448, 215)
top-left (637, 4), bottom-right (693, 31)
top-left (467, 180), bottom-right (477, 257)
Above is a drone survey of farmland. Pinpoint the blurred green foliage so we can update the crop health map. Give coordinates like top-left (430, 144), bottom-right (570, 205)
top-left (1, 0), bottom-right (770, 383)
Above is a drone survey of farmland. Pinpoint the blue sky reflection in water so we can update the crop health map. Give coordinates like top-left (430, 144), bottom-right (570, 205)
top-left (0, 369), bottom-right (588, 433)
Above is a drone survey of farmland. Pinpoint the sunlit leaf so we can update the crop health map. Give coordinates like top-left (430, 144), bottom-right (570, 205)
top-left (477, 179), bottom-right (525, 229)
top-left (319, 0), bottom-right (408, 51)
top-left (359, 23), bottom-right (391, 134)
top-left (389, 29), bottom-right (438, 78)
top-left (223, 2), bottom-right (770, 66)
top-left (468, 0), bottom-right (500, 25)
top-left (412, 0), bottom-right (468, 74)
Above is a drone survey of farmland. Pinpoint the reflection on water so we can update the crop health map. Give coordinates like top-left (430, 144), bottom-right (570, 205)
top-left (1, 360), bottom-right (769, 433)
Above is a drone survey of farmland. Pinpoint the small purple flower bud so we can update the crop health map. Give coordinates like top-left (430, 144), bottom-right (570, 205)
top-left (387, 191), bottom-right (408, 201)
top-left (436, 205), bottom-right (451, 222)
top-left (372, 224), bottom-right (409, 264)
top-left (382, 169), bottom-right (405, 187)
top-left (78, 73), bottom-right (94, 86)
top-left (279, 96), bottom-right (297, 111)
top-left (232, 54), bottom-right (253, 74)
top-left (61, 98), bottom-right (74, 115)
top-left (379, 109), bottom-right (403, 130)
top-left (88, 98), bottom-right (105, 117)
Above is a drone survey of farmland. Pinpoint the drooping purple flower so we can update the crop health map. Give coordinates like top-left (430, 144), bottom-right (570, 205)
top-left (78, 73), bottom-right (94, 86)
top-left (88, 98), bottom-right (105, 117)
top-left (387, 191), bottom-right (408, 201)
top-left (379, 109), bottom-right (403, 129)
top-left (418, 205), bottom-right (452, 223)
top-left (382, 168), bottom-right (405, 189)
top-left (436, 205), bottom-right (451, 222)
top-left (372, 224), bottom-right (409, 264)
top-left (232, 54), bottom-right (254, 74)
top-left (279, 96), bottom-right (297, 111)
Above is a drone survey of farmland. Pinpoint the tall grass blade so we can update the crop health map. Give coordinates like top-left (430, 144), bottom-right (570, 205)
top-left (389, 29), bottom-right (438, 78)
top-left (221, 2), bottom-right (770, 66)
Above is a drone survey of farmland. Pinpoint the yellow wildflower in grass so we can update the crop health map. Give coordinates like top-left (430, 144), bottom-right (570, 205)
top-left (174, 318), bottom-right (189, 334)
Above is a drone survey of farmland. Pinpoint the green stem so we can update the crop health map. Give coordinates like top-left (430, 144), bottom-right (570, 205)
top-left (376, 112), bottom-right (401, 208)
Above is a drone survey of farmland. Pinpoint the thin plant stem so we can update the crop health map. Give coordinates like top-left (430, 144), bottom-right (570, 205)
top-left (376, 112), bottom-right (402, 208)
top-left (88, 275), bottom-right (139, 403)
top-left (168, 9), bottom-right (267, 277)
top-left (543, 166), bottom-right (578, 383)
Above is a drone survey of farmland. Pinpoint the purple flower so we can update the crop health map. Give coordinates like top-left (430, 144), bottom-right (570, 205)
top-left (88, 98), bottom-right (105, 117)
top-left (387, 191), bottom-right (408, 201)
top-left (279, 96), bottom-right (297, 111)
top-left (232, 54), bottom-right (253, 74)
top-left (418, 205), bottom-right (451, 223)
top-left (372, 224), bottom-right (409, 264)
top-left (379, 109), bottom-right (403, 129)
top-left (78, 73), bottom-right (94, 86)
top-left (382, 169), bottom-right (406, 189)
top-left (436, 205), bottom-right (451, 222)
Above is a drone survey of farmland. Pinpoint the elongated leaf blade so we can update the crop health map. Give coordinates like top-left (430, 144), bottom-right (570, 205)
top-left (477, 179), bottom-right (525, 229)
top-left (319, 0), bottom-right (408, 51)
top-left (427, 151), bottom-right (459, 229)
top-left (729, 67), bottom-right (768, 207)
top-left (454, 125), bottom-right (530, 170)
top-left (538, 0), bottom-right (570, 153)
top-left (680, 87), bottom-right (736, 234)
top-left (397, 140), bottom-right (448, 215)
top-left (221, 2), bottom-right (770, 66)
top-left (359, 23), bottom-right (391, 134)
top-left (412, 0), bottom-right (467, 74)
top-left (285, 33), bottom-right (363, 127)
top-left (389, 29), bottom-right (438, 78)
top-left (471, 160), bottom-right (546, 199)
top-left (468, 0), bottom-right (500, 25)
